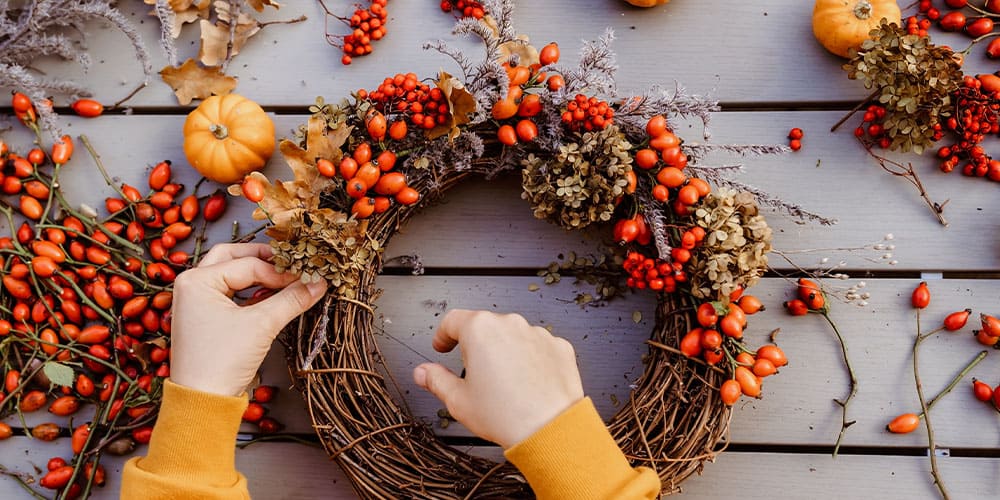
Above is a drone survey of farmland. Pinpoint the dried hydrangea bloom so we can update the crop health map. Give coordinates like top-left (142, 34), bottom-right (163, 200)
top-left (521, 125), bottom-right (633, 230)
top-left (688, 188), bottom-right (772, 300)
top-left (270, 208), bottom-right (378, 300)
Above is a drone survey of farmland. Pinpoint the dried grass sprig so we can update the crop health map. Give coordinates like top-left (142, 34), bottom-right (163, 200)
top-left (683, 143), bottom-right (788, 165)
top-left (0, 0), bottom-right (152, 127)
top-left (153, 0), bottom-right (180, 66)
top-left (616, 83), bottom-right (719, 140)
top-left (558, 28), bottom-right (617, 97)
top-left (692, 169), bottom-right (838, 226)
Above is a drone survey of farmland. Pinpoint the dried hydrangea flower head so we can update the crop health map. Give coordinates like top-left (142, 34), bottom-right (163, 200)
top-left (688, 188), bottom-right (772, 300)
top-left (521, 125), bottom-right (633, 230)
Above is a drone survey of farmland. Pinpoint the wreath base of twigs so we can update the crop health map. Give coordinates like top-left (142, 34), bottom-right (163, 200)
top-left (283, 167), bottom-right (730, 499)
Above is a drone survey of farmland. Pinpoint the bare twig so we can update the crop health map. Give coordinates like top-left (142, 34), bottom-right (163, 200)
top-left (921, 350), bottom-right (988, 417)
top-left (831, 88), bottom-right (882, 132)
top-left (914, 309), bottom-right (951, 500)
top-left (819, 310), bottom-right (857, 458)
top-left (860, 138), bottom-right (949, 226)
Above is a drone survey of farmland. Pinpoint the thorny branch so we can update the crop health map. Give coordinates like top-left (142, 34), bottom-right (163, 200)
top-left (820, 310), bottom-right (858, 458)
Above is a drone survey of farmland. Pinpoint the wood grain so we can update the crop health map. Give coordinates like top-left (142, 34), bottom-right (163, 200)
top-left (2, 112), bottom-right (997, 272)
top-left (3, 437), bottom-right (998, 499)
top-left (11, 1), bottom-right (998, 108)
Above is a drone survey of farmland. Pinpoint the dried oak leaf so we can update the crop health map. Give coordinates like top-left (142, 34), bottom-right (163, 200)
top-left (169, 0), bottom-right (210, 10)
top-left (228, 140), bottom-right (337, 240)
top-left (428, 72), bottom-right (477, 140)
top-left (305, 115), bottom-right (351, 164)
top-left (246, 0), bottom-right (282, 11)
top-left (481, 15), bottom-right (539, 67)
top-left (279, 139), bottom-right (336, 202)
top-left (159, 58), bottom-right (237, 105)
top-left (198, 18), bottom-right (261, 66)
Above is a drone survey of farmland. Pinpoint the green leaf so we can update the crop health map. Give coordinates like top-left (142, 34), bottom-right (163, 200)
top-left (43, 362), bottom-right (75, 387)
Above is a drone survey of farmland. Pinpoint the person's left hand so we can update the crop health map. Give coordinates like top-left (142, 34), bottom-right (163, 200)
top-left (169, 243), bottom-right (327, 396)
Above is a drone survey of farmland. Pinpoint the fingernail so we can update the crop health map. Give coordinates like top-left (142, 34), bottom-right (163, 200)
top-left (413, 365), bottom-right (427, 388)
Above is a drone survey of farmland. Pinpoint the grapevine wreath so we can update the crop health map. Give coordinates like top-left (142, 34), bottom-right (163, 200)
top-left (228, 2), bottom-right (825, 497)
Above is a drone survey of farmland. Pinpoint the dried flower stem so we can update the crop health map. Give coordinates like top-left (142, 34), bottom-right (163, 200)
top-left (816, 309), bottom-right (857, 458)
top-left (920, 350), bottom-right (988, 418)
top-left (831, 88), bottom-right (882, 133)
top-left (860, 138), bottom-right (948, 226)
top-left (223, 0), bottom-right (241, 71)
top-left (914, 309), bottom-right (951, 500)
top-left (80, 135), bottom-right (129, 202)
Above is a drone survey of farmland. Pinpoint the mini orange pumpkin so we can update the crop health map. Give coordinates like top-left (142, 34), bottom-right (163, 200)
top-left (183, 94), bottom-right (275, 183)
top-left (624, 0), bottom-right (669, 7)
top-left (813, 0), bottom-right (901, 58)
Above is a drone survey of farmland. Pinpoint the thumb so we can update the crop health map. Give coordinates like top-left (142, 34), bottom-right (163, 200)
top-left (254, 280), bottom-right (328, 332)
top-left (413, 363), bottom-right (464, 408)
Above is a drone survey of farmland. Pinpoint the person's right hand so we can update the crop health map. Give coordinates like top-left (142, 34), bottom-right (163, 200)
top-left (412, 309), bottom-right (584, 449)
top-left (169, 243), bottom-right (327, 397)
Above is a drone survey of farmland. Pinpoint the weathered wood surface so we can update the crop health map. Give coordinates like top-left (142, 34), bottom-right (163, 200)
top-left (2, 113), bottom-right (998, 272)
top-left (3, 0), bottom-right (1000, 498)
top-left (19, 0), bottom-right (1000, 107)
top-left (4, 438), bottom-right (999, 500)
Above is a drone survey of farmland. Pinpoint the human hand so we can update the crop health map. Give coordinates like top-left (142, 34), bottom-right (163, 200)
top-left (169, 243), bottom-right (327, 396)
top-left (412, 309), bottom-right (584, 449)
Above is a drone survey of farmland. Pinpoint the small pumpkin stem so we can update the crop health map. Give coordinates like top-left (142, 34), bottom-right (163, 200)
top-left (854, 0), bottom-right (873, 20)
top-left (209, 123), bottom-right (230, 140)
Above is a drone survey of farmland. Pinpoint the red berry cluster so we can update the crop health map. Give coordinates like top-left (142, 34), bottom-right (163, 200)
top-left (972, 378), bottom-right (1000, 412)
top-left (622, 251), bottom-right (683, 292)
top-left (492, 46), bottom-right (563, 147)
top-left (904, 14), bottom-right (932, 37)
top-left (357, 73), bottom-right (449, 131)
top-left (787, 128), bottom-right (803, 151)
top-left (335, 0), bottom-right (389, 66)
top-left (561, 94), bottom-right (614, 132)
top-left (439, 0), bottom-right (485, 19)
top-left (852, 104), bottom-right (897, 149)
top-left (913, 0), bottom-right (1000, 58)
top-left (937, 80), bottom-right (1000, 181)
top-left (620, 224), bottom-right (705, 292)
top-left (319, 140), bottom-right (420, 219)
top-left (242, 385), bottom-right (283, 434)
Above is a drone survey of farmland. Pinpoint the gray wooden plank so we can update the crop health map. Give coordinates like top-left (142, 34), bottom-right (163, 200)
top-left (11, 0), bottom-right (997, 107)
top-left (3, 436), bottom-right (999, 499)
top-left (680, 453), bottom-right (1000, 499)
top-left (344, 276), bottom-right (1000, 449)
top-left (4, 112), bottom-right (1000, 272)
top-left (0, 437), bottom-right (348, 499)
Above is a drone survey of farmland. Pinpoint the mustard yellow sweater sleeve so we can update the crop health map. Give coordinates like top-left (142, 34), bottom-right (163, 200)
top-left (121, 380), bottom-right (250, 499)
top-left (504, 397), bottom-right (661, 500)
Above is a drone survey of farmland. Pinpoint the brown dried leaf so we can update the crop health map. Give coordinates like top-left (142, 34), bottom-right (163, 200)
top-left (215, 0), bottom-right (261, 25)
top-left (499, 35), bottom-right (539, 67)
top-left (198, 19), bottom-right (261, 66)
top-left (246, 0), bottom-right (281, 12)
top-left (145, 0), bottom-right (209, 37)
top-left (305, 115), bottom-right (351, 164)
top-left (280, 140), bottom-right (335, 196)
top-left (159, 58), bottom-right (237, 105)
top-left (173, 0), bottom-right (211, 10)
top-left (428, 72), bottom-right (477, 140)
